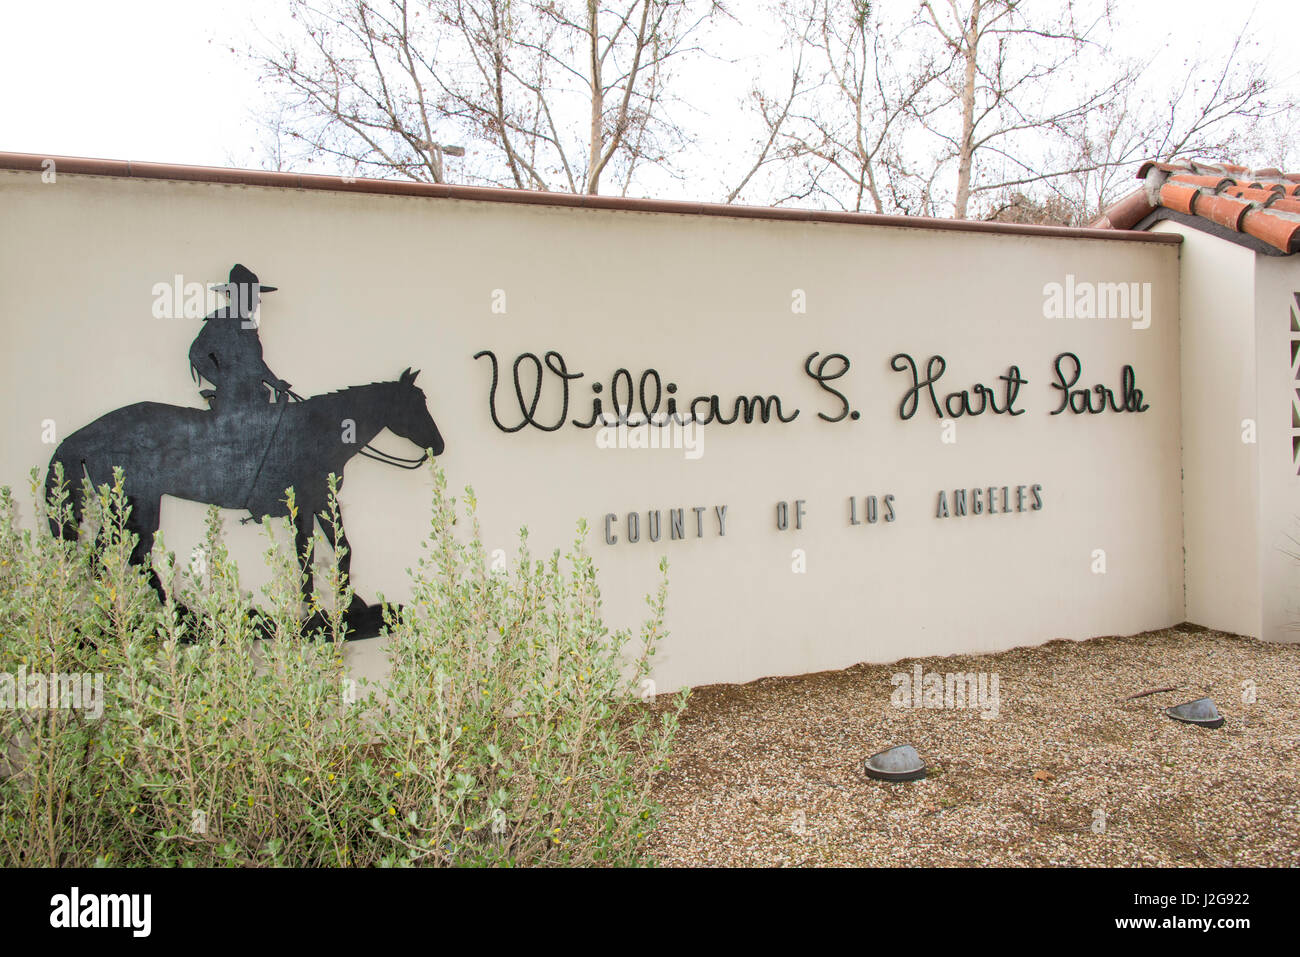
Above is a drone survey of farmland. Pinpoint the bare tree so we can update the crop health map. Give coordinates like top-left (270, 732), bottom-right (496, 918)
top-left (232, 104), bottom-right (295, 173)
top-left (254, 0), bottom-right (1298, 213)
top-left (910, 0), bottom-right (1126, 219)
top-left (1042, 20), bottom-right (1300, 224)
top-left (256, 0), bottom-right (722, 193)
top-left (729, 0), bottom-right (951, 212)
top-left (738, 0), bottom-right (1123, 218)
top-left (722, 5), bottom-right (814, 206)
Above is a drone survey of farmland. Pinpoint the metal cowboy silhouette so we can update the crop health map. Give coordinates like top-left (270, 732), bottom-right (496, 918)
top-left (189, 263), bottom-right (292, 409)
top-left (46, 262), bottom-right (446, 639)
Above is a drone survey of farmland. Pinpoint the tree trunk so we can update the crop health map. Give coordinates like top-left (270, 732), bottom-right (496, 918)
top-left (953, 1), bottom-right (981, 218)
top-left (586, 1), bottom-right (604, 194)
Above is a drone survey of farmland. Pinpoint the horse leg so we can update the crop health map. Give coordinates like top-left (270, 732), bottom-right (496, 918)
top-left (316, 510), bottom-right (354, 580)
top-left (317, 511), bottom-right (369, 619)
top-left (293, 508), bottom-right (316, 607)
top-left (128, 497), bottom-right (166, 603)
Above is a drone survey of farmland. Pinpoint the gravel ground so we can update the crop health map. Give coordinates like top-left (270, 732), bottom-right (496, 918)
top-left (646, 626), bottom-right (1300, 866)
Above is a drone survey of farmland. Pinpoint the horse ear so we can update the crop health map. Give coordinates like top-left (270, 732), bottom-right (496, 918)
top-left (411, 369), bottom-right (421, 383)
top-left (399, 367), bottom-right (413, 384)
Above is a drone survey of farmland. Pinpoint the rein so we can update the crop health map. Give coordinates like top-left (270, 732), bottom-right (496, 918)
top-left (357, 447), bottom-right (428, 469)
top-left (285, 388), bottom-right (430, 471)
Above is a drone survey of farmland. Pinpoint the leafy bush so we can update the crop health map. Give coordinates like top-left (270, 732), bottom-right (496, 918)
top-left (0, 463), bottom-right (685, 866)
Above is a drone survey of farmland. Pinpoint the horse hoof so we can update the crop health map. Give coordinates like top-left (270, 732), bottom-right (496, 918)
top-left (343, 601), bottom-right (386, 640)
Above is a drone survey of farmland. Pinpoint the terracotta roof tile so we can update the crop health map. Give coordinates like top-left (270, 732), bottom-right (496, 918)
top-left (1089, 188), bottom-right (1154, 230)
top-left (1172, 174), bottom-right (1235, 190)
top-left (1137, 160), bottom-right (1186, 177)
top-left (1197, 192), bottom-right (1256, 230)
top-left (1242, 208), bottom-right (1300, 251)
top-left (1093, 159), bottom-right (1300, 254)
top-left (1224, 186), bottom-right (1285, 204)
top-left (1158, 182), bottom-right (1199, 215)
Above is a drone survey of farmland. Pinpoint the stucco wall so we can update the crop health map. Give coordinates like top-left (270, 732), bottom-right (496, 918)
top-left (0, 169), bottom-right (1185, 691)
top-left (1153, 221), bottom-right (1261, 636)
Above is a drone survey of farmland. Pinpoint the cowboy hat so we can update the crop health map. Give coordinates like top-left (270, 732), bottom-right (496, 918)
top-left (211, 263), bottom-right (277, 294)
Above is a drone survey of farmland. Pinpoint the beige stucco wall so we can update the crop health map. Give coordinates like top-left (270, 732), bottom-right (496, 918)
top-left (1153, 221), bottom-right (1261, 636)
top-left (1254, 254), bottom-right (1300, 643)
top-left (0, 170), bottom-right (1185, 691)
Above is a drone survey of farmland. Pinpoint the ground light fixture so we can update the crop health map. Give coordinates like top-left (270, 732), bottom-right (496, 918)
top-left (1164, 697), bottom-right (1226, 729)
top-left (863, 744), bottom-right (927, 782)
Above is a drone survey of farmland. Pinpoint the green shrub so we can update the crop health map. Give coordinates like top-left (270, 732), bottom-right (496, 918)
top-left (0, 463), bottom-right (685, 866)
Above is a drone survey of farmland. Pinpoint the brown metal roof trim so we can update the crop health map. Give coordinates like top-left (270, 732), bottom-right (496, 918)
top-left (0, 151), bottom-right (1181, 247)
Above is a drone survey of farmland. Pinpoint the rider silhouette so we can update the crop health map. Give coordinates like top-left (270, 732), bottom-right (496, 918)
top-left (189, 264), bottom-right (292, 410)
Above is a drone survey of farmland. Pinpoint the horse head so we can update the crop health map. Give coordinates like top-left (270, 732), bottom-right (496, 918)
top-left (388, 367), bottom-right (445, 457)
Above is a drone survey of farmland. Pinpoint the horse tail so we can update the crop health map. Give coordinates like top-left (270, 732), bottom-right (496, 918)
top-left (45, 442), bottom-right (87, 541)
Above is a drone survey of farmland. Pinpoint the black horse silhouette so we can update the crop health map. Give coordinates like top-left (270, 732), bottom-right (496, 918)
top-left (47, 368), bottom-right (444, 637)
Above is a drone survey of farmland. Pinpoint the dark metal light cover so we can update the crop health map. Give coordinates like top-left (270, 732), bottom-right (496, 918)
top-left (864, 744), bottom-right (927, 782)
top-left (1165, 697), bottom-right (1225, 729)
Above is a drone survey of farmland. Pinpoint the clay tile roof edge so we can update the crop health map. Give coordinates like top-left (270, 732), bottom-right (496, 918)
top-left (1090, 187), bottom-right (1154, 231)
top-left (1112, 157), bottom-right (1300, 254)
top-left (1138, 160), bottom-right (1186, 178)
top-left (1241, 209), bottom-right (1300, 253)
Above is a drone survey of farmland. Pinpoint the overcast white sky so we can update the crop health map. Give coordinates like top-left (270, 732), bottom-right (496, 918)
top-left (0, 0), bottom-right (1293, 201)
